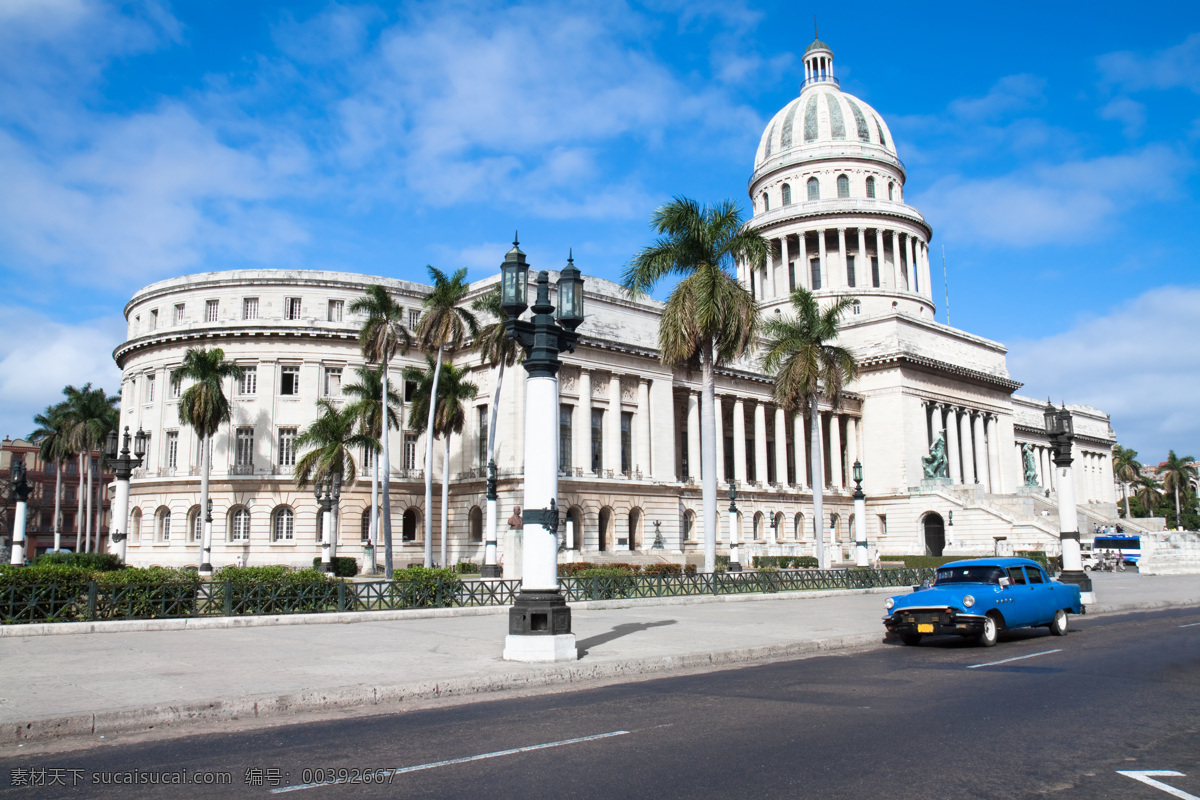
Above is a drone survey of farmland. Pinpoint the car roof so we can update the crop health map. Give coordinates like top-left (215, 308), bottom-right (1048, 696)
top-left (939, 557), bottom-right (1044, 570)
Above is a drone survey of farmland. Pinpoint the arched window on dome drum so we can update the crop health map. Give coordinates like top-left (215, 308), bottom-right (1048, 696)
top-left (807, 177), bottom-right (819, 201)
top-left (888, 182), bottom-right (894, 201)
top-left (837, 174), bottom-right (849, 198)
top-left (781, 183), bottom-right (791, 206)
top-left (762, 192), bottom-right (770, 212)
top-left (866, 176), bottom-right (876, 198)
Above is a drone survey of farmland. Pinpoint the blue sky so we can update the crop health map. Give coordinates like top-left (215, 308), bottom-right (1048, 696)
top-left (1, 1), bottom-right (1197, 466)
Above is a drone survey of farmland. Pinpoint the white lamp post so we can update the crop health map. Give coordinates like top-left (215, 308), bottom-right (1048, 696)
top-left (1044, 400), bottom-right (1094, 605)
top-left (500, 240), bottom-right (583, 663)
top-left (9, 457), bottom-right (31, 565)
top-left (104, 426), bottom-right (146, 564)
top-left (852, 460), bottom-right (868, 567)
top-left (727, 481), bottom-right (742, 571)
top-left (315, 473), bottom-right (342, 573)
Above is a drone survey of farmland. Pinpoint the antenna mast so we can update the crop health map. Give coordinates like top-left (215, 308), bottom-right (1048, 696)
top-left (942, 244), bottom-right (950, 326)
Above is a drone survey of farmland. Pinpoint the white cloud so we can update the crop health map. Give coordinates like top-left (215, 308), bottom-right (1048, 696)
top-left (911, 145), bottom-right (1187, 246)
top-left (947, 74), bottom-right (1046, 121)
top-left (1098, 33), bottom-right (1200, 93)
top-left (1006, 286), bottom-right (1200, 462)
top-left (1098, 96), bottom-right (1146, 139)
top-left (0, 308), bottom-right (125, 439)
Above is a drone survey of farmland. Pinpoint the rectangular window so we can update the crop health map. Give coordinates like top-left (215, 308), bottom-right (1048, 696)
top-left (239, 366), bottom-right (257, 395)
top-left (402, 432), bottom-right (417, 471)
top-left (810, 258), bottom-right (822, 290)
top-left (235, 427), bottom-right (254, 467)
top-left (846, 254), bottom-right (856, 288)
top-left (284, 297), bottom-right (302, 320)
top-left (169, 376), bottom-right (181, 399)
top-left (205, 299), bottom-right (219, 322)
top-left (166, 431), bottom-right (179, 469)
top-left (404, 380), bottom-right (418, 403)
top-left (408, 309), bottom-right (421, 330)
top-left (144, 374), bottom-right (155, 403)
top-left (150, 309), bottom-right (158, 329)
top-left (620, 411), bottom-right (633, 474)
top-left (871, 256), bottom-right (880, 288)
top-left (323, 366), bottom-right (342, 397)
top-left (327, 300), bottom-right (344, 322)
top-left (243, 297), bottom-right (259, 320)
top-left (559, 405), bottom-right (572, 471)
top-left (174, 303), bottom-right (185, 324)
top-left (278, 428), bottom-right (297, 467)
top-left (788, 262), bottom-right (796, 292)
top-left (746, 438), bottom-right (756, 482)
top-left (280, 366), bottom-right (299, 396)
top-left (477, 406), bottom-right (488, 467)
top-left (590, 409), bottom-right (603, 473)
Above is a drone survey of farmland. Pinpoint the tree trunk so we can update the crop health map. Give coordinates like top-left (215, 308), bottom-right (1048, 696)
top-left (1122, 482), bottom-right (1130, 519)
top-left (75, 452), bottom-right (84, 552)
top-left (53, 461), bottom-right (62, 552)
top-left (1174, 485), bottom-right (1181, 528)
top-left (424, 344), bottom-right (445, 569)
top-left (380, 364), bottom-right (393, 578)
top-left (370, 450), bottom-right (379, 573)
top-left (85, 453), bottom-right (93, 553)
top-left (96, 481), bottom-right (106, 554)
top-left (810, 394), bottom-right (826, 569)
top-left (199, 433), bottom-right (211, 571)
top-left (699, 338), bottom-right (718, 574)
top-left (441, 435), bottom-right (450, 567)
top-left (485, 361), bottom-right (505, 559)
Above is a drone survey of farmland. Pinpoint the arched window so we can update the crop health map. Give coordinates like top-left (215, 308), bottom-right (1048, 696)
top-left (775, 512), bottom-right (786, 539)
top-left (683, 510), bottom-right (696, 542)
top-left (837, 174), bottom-right (850, 198)
top-left (794, 512), bottom-right (804, 541)
top-left (402, 508), bottom-right (418, 542)
top-left (230, 507), bottom-right (250, 542)
top-left (273, 506), bottom-right (294, 541)
top-left (468, 506), bottom-right (483, 543)
top-left (628, 508), bottom-right (643, 550)
top-left (807, 177), bottom-right (820, 200)
top-left (781, 183), bottom-right (791, 206)
top-left (762, 192), bottom-right (769, 212)
top-left (565, 506), bottom-right (583, 550)
top-left (852, 300), bottom-right (862, 315)
top-left (131, 508), bottom-right (142, 543)
top-left (156, 507), bottom-right (171, 542)
top-left (888, 182), bottom-right (894, 200)
top-left (360, 508), bottom-right (372, 542)
top-left (188, 505), bottom-right (202, 543)
top-left (866, 176), bottom-right (876, 198)
top-left (753, 511), bottom-right (764, 540)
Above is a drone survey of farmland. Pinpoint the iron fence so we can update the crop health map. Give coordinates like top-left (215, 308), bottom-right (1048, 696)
top-left (0, 567), bottom-right (932, 625)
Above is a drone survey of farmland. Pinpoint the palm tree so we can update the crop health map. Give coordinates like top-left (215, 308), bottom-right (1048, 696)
top-left (1157, 450), bottom-right (1198, 529)
top-left (62, 384), bottom-right (119, 553)
top-left (343, 366), bottom-right (402, 568)
top-left (623, 197), bottom-right (766, 573)
top-left (404, 357), bottom-right (478, 566)
top-left (349, 285), bottom-right (410, 579)
top-left (414, 267), bottom-right (478, 567)
top-left (1133, 475), bottom-right (1161, 519)
top-left (760, 288), bottom-right (859, 569)
top-left (294, 400), bottom-right (375, 559)
top-left (28, 402), bottom-right (72, 552)
top-left (170, 348), bottom-right (244, 573)
top-left (1112, 445), bottom-right (1142, 519)
top-left (471, 286), bottom-right (521, 564)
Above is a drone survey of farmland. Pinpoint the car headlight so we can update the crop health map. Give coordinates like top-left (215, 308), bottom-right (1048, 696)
top-left (963, 595), bottom-right (975, 608)
top-left (885, 597), bottom-right (895, 611)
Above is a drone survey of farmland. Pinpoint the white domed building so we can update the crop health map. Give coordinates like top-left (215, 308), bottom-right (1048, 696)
top-left (111, 37), bottom-right (1126, 571)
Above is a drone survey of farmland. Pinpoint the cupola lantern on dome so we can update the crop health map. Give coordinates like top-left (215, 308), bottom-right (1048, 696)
top-left (802, 22), bottom-right (836, 89)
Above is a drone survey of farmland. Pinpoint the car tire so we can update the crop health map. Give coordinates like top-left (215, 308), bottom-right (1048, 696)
top-left (977, 615), bottom-right (999, 647)
top-left (1050, 609), bottom-right (1068, 636)
top-left (899, 632), bottom-right (922, 646)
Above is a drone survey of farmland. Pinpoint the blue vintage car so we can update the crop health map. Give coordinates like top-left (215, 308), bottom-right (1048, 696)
top-left (883, 557), bottom-right (1083, 647)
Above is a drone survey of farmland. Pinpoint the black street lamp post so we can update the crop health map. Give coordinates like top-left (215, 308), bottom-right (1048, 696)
top-left (1043, 401), bottom-right (1094, 604)
top-left (727, 481), bottom-right (741, 571)
top-left (105, 426), bottom-right (147, 564)
top-left (852, 460), bottom-right (868, 566)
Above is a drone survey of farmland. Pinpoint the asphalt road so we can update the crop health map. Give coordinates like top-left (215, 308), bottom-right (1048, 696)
top-left (3, 606), bottom-right (1198, 800)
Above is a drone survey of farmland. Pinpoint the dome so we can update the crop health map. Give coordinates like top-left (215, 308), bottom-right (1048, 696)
top-left (754, 85), bottom-right (899, 175)
top-left (804, 38), bottom-right (831, 56)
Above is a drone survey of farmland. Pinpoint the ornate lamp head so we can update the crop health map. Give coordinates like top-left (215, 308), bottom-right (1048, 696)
top-left (555, 251), bottom-right (584, 331)
top-left (500, 236), bottom-right (529, 319)
top-left (105, 428), bottom-right (119, 460)
top-left (133, 428), bottom-right (148, 460)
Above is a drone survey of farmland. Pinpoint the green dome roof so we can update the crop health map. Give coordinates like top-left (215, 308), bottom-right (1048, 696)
top-left (804, 38), bottom-right (832, 55)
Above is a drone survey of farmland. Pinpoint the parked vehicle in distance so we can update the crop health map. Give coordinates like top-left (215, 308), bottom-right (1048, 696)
top-left (1093, 534), bottom-right (1141, 566)
top-left (882, 557), bottom-right (1083, 647)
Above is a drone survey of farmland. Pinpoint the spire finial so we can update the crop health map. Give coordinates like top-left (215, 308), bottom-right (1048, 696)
top-left (814, 15), bottom-right (818, 40)
top-left (568, 247), bottom-right (574, 264)
top-left (513, 230), bottom-right (519, 247)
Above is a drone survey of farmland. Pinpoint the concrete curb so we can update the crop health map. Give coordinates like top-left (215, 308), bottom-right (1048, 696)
top-left (0, 586), bottom-right (900, 638)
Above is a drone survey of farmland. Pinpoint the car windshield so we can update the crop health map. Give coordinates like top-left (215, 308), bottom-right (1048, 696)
top-left (935, 566), bottom-right (1005, 585)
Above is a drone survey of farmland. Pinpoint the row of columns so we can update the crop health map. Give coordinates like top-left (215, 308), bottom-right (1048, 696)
top-left (684, 391), bottom-right (860, 491)
top-left (926, 402), bottom-right (1004, 494)
top-left (570, 370), bottom-right (652, 477)
top-left (748, 227), bottom-right (932, 302)
top-left (1020, 443), bottom-right (1111, 504)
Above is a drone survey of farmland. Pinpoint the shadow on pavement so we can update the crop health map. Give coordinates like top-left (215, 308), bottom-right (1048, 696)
top-left (577, 620), bottom-right (677, 655)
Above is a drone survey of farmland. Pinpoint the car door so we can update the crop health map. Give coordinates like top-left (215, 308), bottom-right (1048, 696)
top-left (1022, 565), bottom-right (1055, 625)
top-left (1002, 566), bottom-right (1036, 627)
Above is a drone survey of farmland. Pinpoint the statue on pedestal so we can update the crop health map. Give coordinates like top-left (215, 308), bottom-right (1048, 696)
top-left (1022, 443), bottom-right (1039, 487)
top-left (922, 432), bottom-right (948, 479)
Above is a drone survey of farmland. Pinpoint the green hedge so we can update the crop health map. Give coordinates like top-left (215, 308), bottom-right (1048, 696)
top-left (33, 552), bottom-right (124, 571)
top-left (311, 557), bottom-right (359, 577)
top-left (452, 562), bottom-right (480, 575)
top-left (880, 555), bottom-right (961, 569)
top-left (752, 556), bottom-right (819, 569)
top-left (558, 562), bottom-right (697, 577)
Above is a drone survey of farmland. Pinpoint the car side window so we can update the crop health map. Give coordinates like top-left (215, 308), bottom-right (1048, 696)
top-left (1007, 567), bottom-right (1027, 585)
top-left (1025, 567), bottom-right (1046, 584)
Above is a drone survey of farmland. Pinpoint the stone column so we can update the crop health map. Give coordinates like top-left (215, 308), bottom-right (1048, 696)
top-left (973, 413), bottom-right (987, 488)
top-left (774, 406), bottom-right (788, 487)
top-left (890, 230), bottom-right (902, 290)
top-left (836, 227), bottom-right (848, 289)
top-left (714, 395), bottom-right (726, 484)
top-left (856, 228), bottom-right (867, 289)
top-left (816, 228), bottom-right (827, 290)
top-left (944, 406), bottom-right (962, 483)
top-left (686, 390), bottom-right (701, 482)
top-left (754, 402), bottom-right (768, 484)
top-left (922, 242), bottom-right (934, 301)
top-left (907, 235), bottom-right (918, 294)
top-left (605, 373), bottom-right (622, 475)
top-left (846, 416), bottom-right (859, 467)
top-left (798, 231), bottom-right (809, 290)
top-left (987, 415), bottom-right (1004, 494)
top-left (636, 378), bottom-right (651, 477)
top-left (793, 411), bottom-right (807, 489)
top-left (1038, 447), bottom-right (1049, 489)
top-left (576, 370), bottom-right (591, 474)
top-left (780, 235), bottom-right (791, 294)
top-left (733, 399), bottom-right (747, 484)
top-left (829, 412), bottom-right (843, 489)
top-left (959, 410), bottom-right (975, 484)
top-left (875, 229), bottom-right (890, 290)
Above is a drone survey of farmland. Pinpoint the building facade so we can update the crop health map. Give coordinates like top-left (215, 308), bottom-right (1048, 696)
top-left (111, 37), bottom-right (1123, 570)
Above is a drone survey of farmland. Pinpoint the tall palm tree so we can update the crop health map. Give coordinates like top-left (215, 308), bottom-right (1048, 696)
top-left (623, 197), bottom-right (766, 573)
top-left (294, 400), bottom-right (375, 558)
top-left (63, 384), bottom-right (119, 553)
top-left (1112, 445), bottom-right (1142, 519)
top-left (414, 267), bottom-right (478, 567)
top-left (471, 286), bottom-right (521, 561)
top-left (760, 288), bottom-right (859, 569)
top-left (404, 358), bottom-right (478, 566)
top-left (170, 348), bottom-right (244, 573)
top-left (28, 402), bottom-right (72, 552)
top-left (1133, 475), bottom-right (1161, 519)
top-left (343, 366), bottom-right (402, 568)
top-left (349, 285), bottom-right (410, 579)
top-left (1157, 450), bottom-right (1198, 529)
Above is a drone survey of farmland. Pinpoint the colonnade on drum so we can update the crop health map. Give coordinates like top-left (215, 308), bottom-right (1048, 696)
top-left (682, 390), bottom-right (861, 492)
top-left (924, 401), bottom-right (1004, 493)
top-left (1016, 440), bottom-right (1114, 504)
top-left (745, 226), bottom-right (934, 302)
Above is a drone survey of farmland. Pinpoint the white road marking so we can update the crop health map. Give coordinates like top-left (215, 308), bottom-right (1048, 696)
top-left (1178, 622), bottom-right (1200, 628)
top-left (1117, 770), bottom-right (1199, 799)
top-left (270, 730), bottom-right (631, 794)
top-left (967, 649), bottom-right (1062, 669)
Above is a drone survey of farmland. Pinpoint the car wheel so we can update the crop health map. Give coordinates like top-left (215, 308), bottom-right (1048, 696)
top-left (977, 615), bottom-right (999, 647)
top-left (899, 632), bottom-right (922, 646)
top-left (1083, 564), bottom-right (1091, 572)
top-left (1050, 609), bottom-right (1068, 636)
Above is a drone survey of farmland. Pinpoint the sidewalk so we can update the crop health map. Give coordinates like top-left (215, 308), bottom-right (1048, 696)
top-left (2, 572), bottom-right (1196, 749)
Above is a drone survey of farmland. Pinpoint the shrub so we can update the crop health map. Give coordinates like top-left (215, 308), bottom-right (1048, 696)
top-left (0, 563), bottom-right (93, 587)
top-left (881, 555), bottom-right (961, 569)
top-left (452, 562), bottom-right (480, 575)
top-left (33, 552), bottom-right (124, 571)
top-left (642, 563), bottom-right (683, 575)
top-left (388, 566), bottom-right (462, 608)
top-left (752, 556), bottom-right (819, 569)
top-left (311, 557), bottom-right (359, 577)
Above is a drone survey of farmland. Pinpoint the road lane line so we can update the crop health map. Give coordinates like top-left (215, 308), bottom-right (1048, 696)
top-left (1179, 622), bottom-right (1200, 628)
top-left (967, 649), bottom-right (1062, 669)
top-left (270, 730), bottom-right (631, 793)
top-left (1117, 771), bottom-right (1199, 799)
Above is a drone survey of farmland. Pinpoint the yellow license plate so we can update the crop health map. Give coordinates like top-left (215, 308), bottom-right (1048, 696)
top-left (917, 623), bottom-right (934, 633)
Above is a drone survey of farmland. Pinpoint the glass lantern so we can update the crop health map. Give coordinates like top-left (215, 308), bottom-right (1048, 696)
top-left (556, 253), bottom-right (584, 330)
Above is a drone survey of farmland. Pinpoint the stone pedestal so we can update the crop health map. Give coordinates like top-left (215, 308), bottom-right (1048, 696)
top-left (503, 590), bottom-right (577, 662)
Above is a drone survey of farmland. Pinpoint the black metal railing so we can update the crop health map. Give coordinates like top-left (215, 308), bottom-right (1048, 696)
top-left (0, 568), bottom-right (931, 625)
